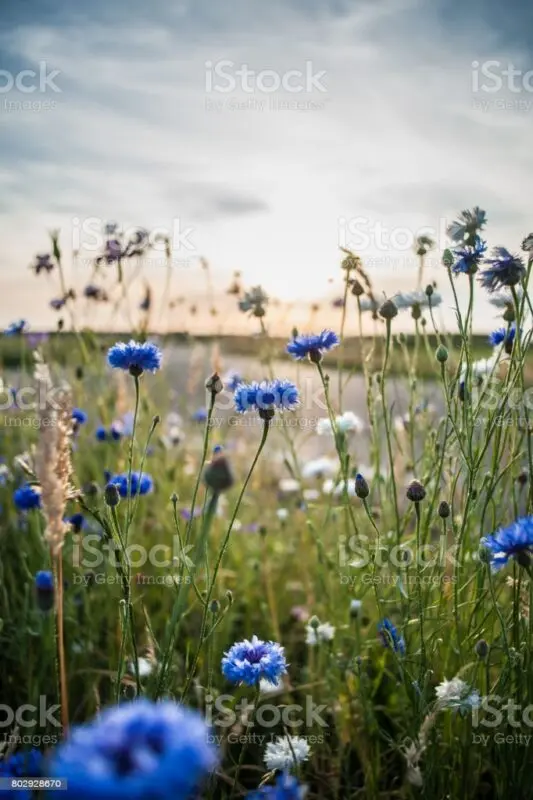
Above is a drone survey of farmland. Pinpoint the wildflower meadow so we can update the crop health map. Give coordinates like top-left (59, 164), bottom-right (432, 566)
top-left (2, 209), bottom-right (533, 799)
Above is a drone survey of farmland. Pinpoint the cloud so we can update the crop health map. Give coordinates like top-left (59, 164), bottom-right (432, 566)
top-left (0, 0), bottom-right (531, 332)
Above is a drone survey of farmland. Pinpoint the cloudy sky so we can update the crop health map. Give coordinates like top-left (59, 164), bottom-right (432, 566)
top-left (1, 0), bottom-right (531, 334)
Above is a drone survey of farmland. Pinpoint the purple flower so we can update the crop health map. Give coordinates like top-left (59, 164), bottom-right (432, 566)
top-left (479, 247), bottom-right (525, 292)
top-left (33, 253), bottom-right (54, 274)
top-left (451, 238), bottom-right (487, 275)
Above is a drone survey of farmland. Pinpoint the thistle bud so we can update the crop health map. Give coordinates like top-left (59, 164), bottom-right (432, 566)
top-left (351, 279), bottom-right (364, 297)
top-left (379, 298), bottom-right (398, 320)
top-left (355, 473), bottom-right (369, 499)
top-left (203, 452), bottom-right (234, 492)
top-left (436, 345), bottom-right (448, 363)
top-left (474, 639), bottom-right (489, 659)
top-left (503, 304), bottom-right (515, 323)
top-left (104, 482), bottom-right (120, 507)
top-left (438, 500), bottom-right (450, 518)
top-left (205, 372), bottom-right (223, 395)
top-left (406, 479), bottom-right (426, 503)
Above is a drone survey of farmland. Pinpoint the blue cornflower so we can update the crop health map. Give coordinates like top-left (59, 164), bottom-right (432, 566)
top-left (50, 298), bottom-right (66, 311)
top-left (72, 408), bottom-right (88, 425)
top-left (95, 423), bottom-right (123, 442)
top-left (95, 425), bottom-right (107, 441)
top-left (66, 513), bottom-right (85, 532)
top-left (35, 570), bottom-right (54, 611)
top-left (247, 773), bottom-right (304, 799)
top-left (234, 379), bottom-right (299, 418)
top-left (4, 320), bottom-right (27, 336)
top-left (479, 247), bottom-right (526, 292)
top-left (35, 570), bottom-right (54, 591)
top-left (110, 422), bottom-right (123, 440)
top-left (481, 516), bottom-right (533, 571)
top-left (377, 618), bottom-right (405, 656)
top-left (13, 484), bottom-right (41, 511)
top-left (48, 699), bottom-right (218, 800)
top-left (447, 206), bottom-right (487, 243)
top-left (489, 325), bottom-right (518, 350)
top-left (286, 329), bottom-right (340, 362)
top-left (222, 635), bottom-right (288, 686)
top-left (224, 370), bottom-right (244, 392)
top-left (192, 407), bottom-right (208, 422)
top-left (451, 238), bottom-right (487, 275)
top-left (107, 340), bottom-right (162, 376)
top-left (0, 748), bottom-right (43, 799)
top-left (109, 471), bottom-right (153, 497)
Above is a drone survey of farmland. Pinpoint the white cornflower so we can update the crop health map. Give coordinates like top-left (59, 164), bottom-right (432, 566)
top-left (322, 478), bottom-right (356, 497)
top-left (277, 508), bottom-right (289, 522)
top-left (128, 656), bottom-right (155, 678)
top-left (316, 411), bottom-right (364, 436)
top-left (264, 736), bottom-right (311, 771)
top-left (394, 290), bottom-right (443, 310)
top-left (302, 457), bottom-right (338, 479)
top-left (305, 621), bottom-right (335, 645)
top-left (278, 478), bottom-right (300, 493)
top-left (303, 488), bottom-right (320, 501)
top-left (259, 677), bottom-right (284, 695)
top-left (435, 677), bottom-right (467, 705)
top-left (350, 599), bottom-right (362, 617)
top-left (435, 677), bottom-right (479, 711)
top-left (460, 356), bottom-right (498, 383)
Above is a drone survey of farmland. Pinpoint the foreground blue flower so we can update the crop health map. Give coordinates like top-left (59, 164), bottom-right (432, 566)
top-left (451, 238), bottom-right (487, 275)
top-left (48, 699), bottom-right (218, 800)
top-left (222, 635), bottom-right (288, 686)
top-left (107, 340), bottom-right (162, 376)
top-left (13, 484), bottom-right (41, 511)
top-left (0, 748), bottom-right (43, 800)
top-left (377, 618), bottom-right (405, 655)
top-left (234, 380), bottom-right (299, 418)
top-left (479, 247), bottom-right (525, 292)
top-left (247, 773), bottom-right (304, 799)
top-left (109, 472), bottom-right (153, 497)
top-left (286, 329), bottom-right (340, 362)
top-left (481, 516), bottom-right (533, 570)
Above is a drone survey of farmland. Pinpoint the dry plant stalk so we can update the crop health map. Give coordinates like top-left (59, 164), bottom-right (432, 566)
top-left (33, 355), bottom-right (76, 735)
top-left (34, 358), bottom-right (75, 554)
